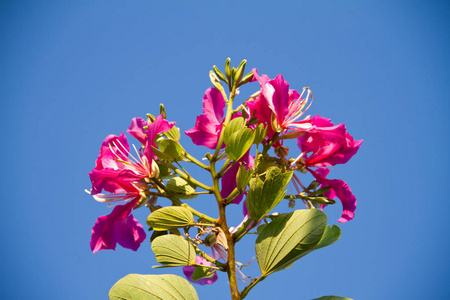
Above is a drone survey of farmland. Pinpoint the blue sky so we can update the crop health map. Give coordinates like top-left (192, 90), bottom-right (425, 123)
top-left (1, 1), bottom-right (449, 299)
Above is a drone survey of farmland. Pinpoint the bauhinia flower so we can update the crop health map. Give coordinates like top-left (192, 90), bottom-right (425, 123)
top-left (290, 116), bottom-right (362, 222)
top-left (185, 87), bottom-right (226, 149)
top-left (297, 115), bottom-right (363, 168)
top-left (246, 69), bottom-right (312, 139)
top-left (88, 114), bottom-right (175, 253)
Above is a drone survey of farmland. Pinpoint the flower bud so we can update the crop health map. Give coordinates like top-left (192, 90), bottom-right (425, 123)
top-left (203, 233), bottom-right (217, 247)
top-left (150, 159), bottom-right (160, 178)
top-left (209, 71), bottom-right (225, 92)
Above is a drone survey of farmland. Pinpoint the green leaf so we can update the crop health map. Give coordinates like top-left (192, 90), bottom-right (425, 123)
top-left (312, 297), bottom-right (353, 300)
top-left (147, 206), bottom-right (194, 231)
top-left (191, 266), bottom-right (216, 281)
top-left (151, 235), bottom-right (196, 267)
top-left (158, 139), bottom-right (183, 161)
top-left (164, 126), bottom-right (181, 141)
top-left (246, 167), bottom-right (293, 221)
top-left (313, 225), bottom-right (341, 250)
top-left (236, 164), bottom-right (253, 191)
top-left (109, 274), bottom-right (199, 300)
top-left (255, 209), bottom-right (327, 276)
top-left (253, 123), bottom-right (268, 144)
top-left (166, 177), bottom-right (197, 199)
top-left (225, 128), bottom-right (255, 161)
top-left (223, 117), bottom-right (245, 144)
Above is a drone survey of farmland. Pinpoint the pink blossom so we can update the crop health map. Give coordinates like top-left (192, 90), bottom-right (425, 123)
top-left (88, 115), bottom-right (175, 253)
top-left (309, 168), bottom-right (357, 223)
top-left (182, 256), bottom-right (218, 285)
top-left (185, 87), bottom-right (226, 149)
top-left (247, 69), bottom-right (312, 139)
top-left (90, 197), bottom-right (146, 253)
top-left (88, 133), bottom-right (148, 195)
top-left (298, 115), bottom-right (363, 167)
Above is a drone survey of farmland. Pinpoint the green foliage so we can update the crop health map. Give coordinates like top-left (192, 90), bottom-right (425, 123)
top-left (253, 123), bottom-right (268, 144)
top-left (158, 139), bottom-right (183, 161)
top-left (191, 266), bottom-right (216, 281)
top-left (223, 117), bottom-right (245, 142)
top-left (109, 274), bottom-right (199, 300)
top-left (165, 125), bottom-right (182, 140)
top-left (151, 235), bottom-right (196, 267)
top-left (313, 225), bottom-right (341, 250)
top-left (236, 164), bottom-right (253, 191)
top-left (245, 167), bottom-right (293, 221)
top-left (224, 127), bottom-right (255, 161)
top-left (166, 177), bottom-right (197, 199)
top-left (147, 206), bottom-right (194, 231)
top-left (255, 209), bottom-right (327, 276)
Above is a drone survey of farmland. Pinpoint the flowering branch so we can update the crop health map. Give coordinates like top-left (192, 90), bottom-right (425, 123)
top-left (88, 58), bottom-right (362, 300)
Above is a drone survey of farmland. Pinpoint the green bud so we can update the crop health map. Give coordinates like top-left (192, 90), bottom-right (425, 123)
top-left (146, 113), bottom-right (156, 123)
top-left (239, 71), bottom-right (254, 86)
top-left (203, 233), bottom-right (217, 247)
top-left (234, 59), bottom-right (247, 86)
top-left (159, 103), bottom-right (166, 119)
top-left (213, 65), bottom-right (228, 83)
top-left (209, 70), bottom-right (225, 92)
top-left (225, 57), bottom-right (232, 83)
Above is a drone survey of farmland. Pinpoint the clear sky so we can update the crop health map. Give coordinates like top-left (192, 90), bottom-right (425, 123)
top-left (1, 1), bottom-right (449, 299)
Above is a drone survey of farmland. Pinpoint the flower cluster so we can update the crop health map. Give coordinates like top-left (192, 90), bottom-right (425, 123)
top-left (88, 115), bottom-right (174, 253)
top-left (88, 59), bottom-right (362, 298)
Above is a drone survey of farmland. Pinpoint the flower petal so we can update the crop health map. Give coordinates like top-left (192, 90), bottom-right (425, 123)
top-left (309, 168), bottom-right (356, 223)
top-left (90, 200), bottom-right (145, 253)
top-left (182, 256), bottom-right (218, 285)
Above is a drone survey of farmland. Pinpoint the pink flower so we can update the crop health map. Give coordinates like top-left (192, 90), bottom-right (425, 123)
top-left (185, 87), bottom-right (226, 149)
top-left (308, 168), bottom-right (357, 223)
top-left (298, 115), bottom-right (363, 167)
top-left (247, 69), bottom-right (312, 139)
top-left (88, 115), bottom-right (175, 253)
top-left (90, 196), bottom-right (146, 253)
top-left (182, 256), bottom-right (218, 285)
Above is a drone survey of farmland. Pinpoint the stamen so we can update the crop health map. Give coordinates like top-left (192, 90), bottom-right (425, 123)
top-left (289, 152), bottom-right (304, 168)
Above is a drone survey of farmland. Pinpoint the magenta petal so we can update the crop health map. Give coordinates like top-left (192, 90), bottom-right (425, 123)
top-left (90, 200), bottom-right (145, 253)
top-left (185, 87), bottom-right (226, 149)
top-left (185, 115), bottom-right (222, 149)
top-left (309, 168), bottom-right (356, 223)
top-left (298, 115), bottom-right (362, 167)
top-left (182, 256), bottom-right (218, 285)
top-left (114, 214), bottom-right (146, 251)
top-left (127, 117), bottom-right (148, 145)
top-left (144, 114), bottom-right (175, 160)
top-left (202, 88), bottom-right (225, 124)
top-left (220, 151), bottom-right (254, 204)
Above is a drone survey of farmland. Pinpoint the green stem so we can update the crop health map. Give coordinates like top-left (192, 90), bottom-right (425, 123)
top-left (239, 275), bottom-right (267, 299)
top-left (180, 203), bottom-right (217, 224)
top-left (217, 158), bottom-right (232, 177)
top-left (165, 162), bottom-right (212, 191)
top-left (195, 249), bottom-right (226, 270)
top-left (184, 151), bottom-right (210, 171)
top-left (232, 218), bottom-right (255, 243)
